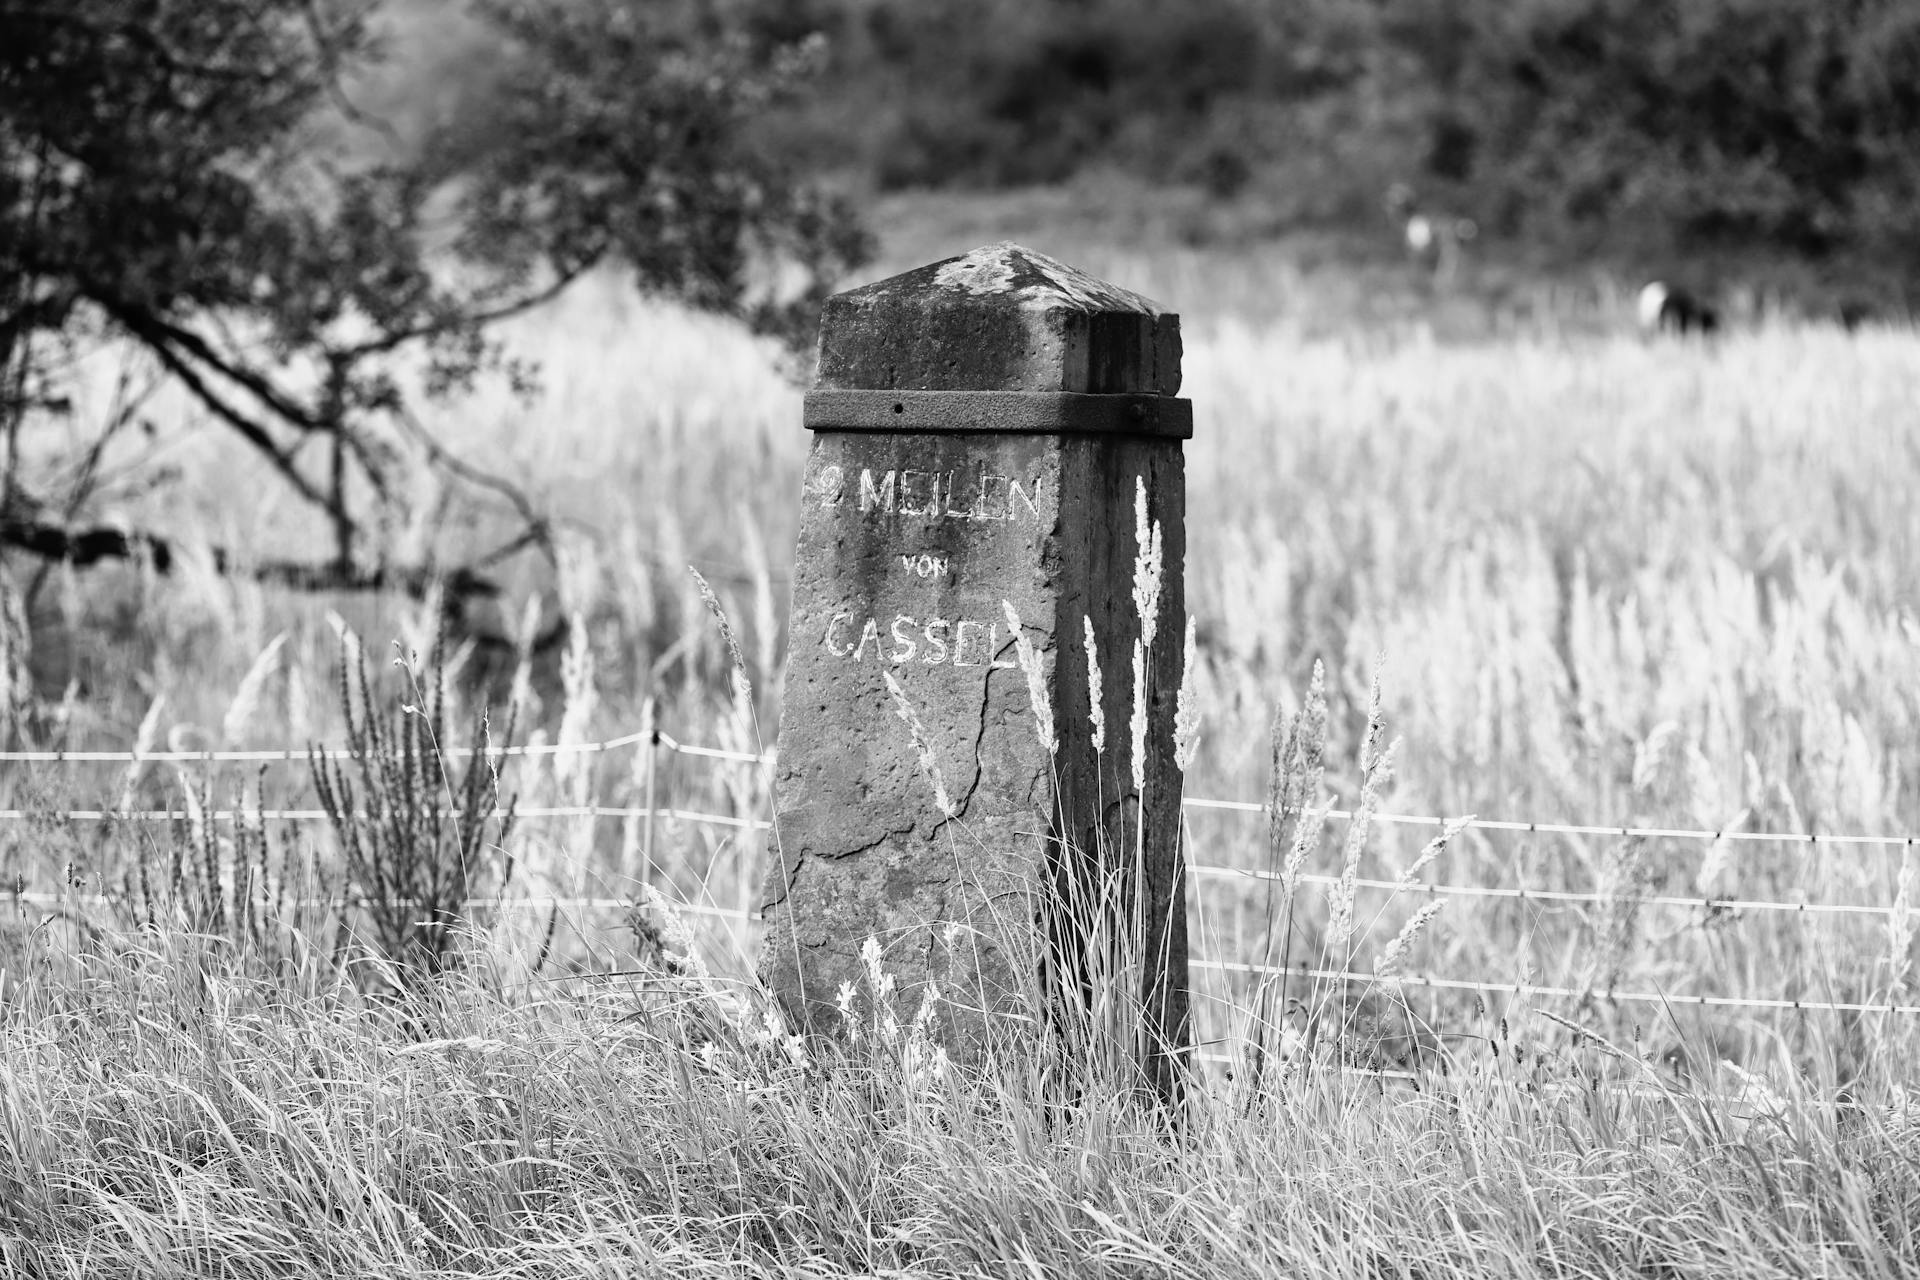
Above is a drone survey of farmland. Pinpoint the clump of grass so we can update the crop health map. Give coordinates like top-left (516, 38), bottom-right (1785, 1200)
top-left (1322, 671), bottom-right (1399, 969)
top-left (1240, 660), bottom-right (1330, 1084)
top-left (119, 776), bottom-right (340, 977)
top-left (310, 636), bottom-right (517, 987)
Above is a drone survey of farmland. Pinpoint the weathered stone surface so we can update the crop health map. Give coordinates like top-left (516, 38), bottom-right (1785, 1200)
top-left (762, 243), bottom-right (1189, 1072)
top-left (816, 242), bottom-right (1183, 396)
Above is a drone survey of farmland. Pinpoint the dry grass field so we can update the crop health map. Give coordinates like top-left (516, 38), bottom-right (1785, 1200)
top-left (4, 205), bottom-right (1920, 1275)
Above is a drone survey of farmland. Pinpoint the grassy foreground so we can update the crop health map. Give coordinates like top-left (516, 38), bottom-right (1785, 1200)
top-left (3, 926), bottom-right (1918, 1278)
top-left (7, 213), bottom-right (1920, 1274)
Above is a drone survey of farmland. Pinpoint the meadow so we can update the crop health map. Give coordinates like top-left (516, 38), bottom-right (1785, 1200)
top-left (3, 201), bottom-right (1920, 1275)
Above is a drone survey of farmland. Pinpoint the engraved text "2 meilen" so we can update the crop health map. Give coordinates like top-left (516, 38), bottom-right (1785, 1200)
top-left (813, 463), bottom-right (1043, 523)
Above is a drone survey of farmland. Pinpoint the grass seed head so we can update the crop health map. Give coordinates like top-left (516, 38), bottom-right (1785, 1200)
top-left (641, 882), bottom-right (710, 981)
top-left (1174, 615), bottom-right (1201, 772)
top-left (1129, 639), bottom-right (1148, 793)
top-left (1376, 900), bottom-right (1445, 979)
top-left (1694, 807), bottom-right (1749, 895)
top-left (555, 612), bottom-right (598, 797)
top-left (1281, 801), bottom-right (1329, 903)
top-left (1083, 616), bottom-right (1106, 753)
top-left (1268, 660), bottom-right (1329, 868)
top-left (1329, 687), bottom-right (1399, 957)
top-left (1001, 600), bottom-right (1056, 756)
top-left (860, 933), bottom-right (895, 1006)
top-left (119, 692), bottom-right (168, 807)
top-left (506, 595), bottom-right (541, 722)
top-left (1131, 476), bottom-right (1163, 654)
top-left (221, 632), bottom-right (288, 749)
top-left (0, 569), bottom-right (26, 723)
top-left (689, 564), bottom-right (750, 700)
top-left (1398, 816), bottom-right (1473, 889)
top-left (1891, 845), bottom-right (1917, 991)
top-left (884, 671), bottom-right (955, 818)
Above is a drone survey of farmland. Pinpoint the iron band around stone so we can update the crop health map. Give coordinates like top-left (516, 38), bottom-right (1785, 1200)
top-left (804, 390), bottom-right (1193, 439)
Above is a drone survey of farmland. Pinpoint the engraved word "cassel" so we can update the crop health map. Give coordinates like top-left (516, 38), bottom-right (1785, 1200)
top-left (823, 612), bottom-right (1020, 668)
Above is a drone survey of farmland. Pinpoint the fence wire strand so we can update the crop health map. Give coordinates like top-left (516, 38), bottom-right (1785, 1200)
top-left (0, 729), bottom-right (774, 767)
top-left (2, 805), bottom-right (769, 829)
top-left (1190, 864), bottom-right (1901, 919)
top-left (1184, 796), bottom-right (1920, 848)
top-left (1190, 959), bottom-right (1920, 1016)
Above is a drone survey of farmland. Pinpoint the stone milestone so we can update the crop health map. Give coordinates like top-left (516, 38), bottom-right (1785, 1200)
top-left (761, 243), bottom-right (1191, 1074)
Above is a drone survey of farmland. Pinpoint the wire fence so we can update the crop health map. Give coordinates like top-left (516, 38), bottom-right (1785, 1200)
top-left (1187, 961), bottom-right (1920, 1017)
top-left (0, 729), bottom-right (770, 767)
top-left (5, 722), bottom-right (1915, 1021)
top-left (1183, 795), bottom-right (1920, 848)
top-left (3, 724), bottom-right (1907, 844)
top-left (1190, 866), bottom-right (1903, 920)
top-left (3, 804), bottom-right (767, 828)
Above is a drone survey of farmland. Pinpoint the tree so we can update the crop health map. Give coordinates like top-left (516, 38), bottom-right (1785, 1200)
top-left (1384, 0), bottom-right (1920, 266)
top-left (0, 0), bottom-right (868, 642)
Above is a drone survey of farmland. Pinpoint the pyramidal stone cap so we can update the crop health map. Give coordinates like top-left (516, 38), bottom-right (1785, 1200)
top-left (815, 242), bottom-right (1183, 396)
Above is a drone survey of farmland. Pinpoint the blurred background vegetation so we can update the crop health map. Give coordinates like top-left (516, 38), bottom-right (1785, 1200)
top-left (385, 0), bottom-right (1920, 300)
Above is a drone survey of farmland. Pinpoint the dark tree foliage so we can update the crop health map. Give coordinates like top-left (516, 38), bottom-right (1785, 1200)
top-left (715, 0), bottom-right (1401, 197)
top-left (0, 0), bottom-right (867, 621)
top-left (444, 0), bottom-right (869, 346)
top-left (856, 0), bottom-right (1278, 190)
top-left (1384, 0), bottom-right (1920, 263)
top-left (733, 0), bottom-right (1919, 273)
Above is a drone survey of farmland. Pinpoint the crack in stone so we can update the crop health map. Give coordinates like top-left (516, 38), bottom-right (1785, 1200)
top-left (831, 818), bottom-right (914, 863)
top-left (955, 637), bottom-right (1020, 821)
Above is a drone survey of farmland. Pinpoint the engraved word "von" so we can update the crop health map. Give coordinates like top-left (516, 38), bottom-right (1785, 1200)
top-left (901, 554), bottom-right (949, 578)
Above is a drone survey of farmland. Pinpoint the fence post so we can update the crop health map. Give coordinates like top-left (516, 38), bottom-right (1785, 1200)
top-left (642, 728), bottom-right (658, 880)
top-left (760, 242), bottom-right (1190, 1083)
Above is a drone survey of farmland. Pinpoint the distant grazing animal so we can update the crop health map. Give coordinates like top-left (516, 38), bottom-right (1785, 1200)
top-left (1636, 281), bottom-right (1719, 335)
top-left (1837, 298), bottom-right (1878, 332)
top-left (1386, 184), bottom-right (1477, 283)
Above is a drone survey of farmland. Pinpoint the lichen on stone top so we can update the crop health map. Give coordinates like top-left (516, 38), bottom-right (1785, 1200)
top-left (849, 242), bottom-right (1168, 316)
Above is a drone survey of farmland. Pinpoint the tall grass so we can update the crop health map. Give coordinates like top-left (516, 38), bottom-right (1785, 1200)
top-left (6, 221), bottom-right (1920, 1272)
top-left (3, 891), bottom-right (1919, 1275)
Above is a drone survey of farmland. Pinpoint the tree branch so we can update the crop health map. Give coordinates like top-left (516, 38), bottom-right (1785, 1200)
top-left (390, 406), bottom-right (553, 567)
top-left (0, 516), bottom-right (500, 601)
top-left (99, 304), bottom-right (343, 521)
top-left (0, 289), bottom-right (79, 352)
top-left (340, 266), bottom-right (592, 361)
top-left (299, 0), bottom-right (403, 152)
top-left (107, 303), bottom-right (326, 433)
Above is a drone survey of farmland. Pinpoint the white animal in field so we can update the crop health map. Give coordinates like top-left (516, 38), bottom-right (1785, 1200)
top-left (1386, 183), bottom-right (1477, 283)
top-left (1637, 281), bottom-right (1720, 335)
